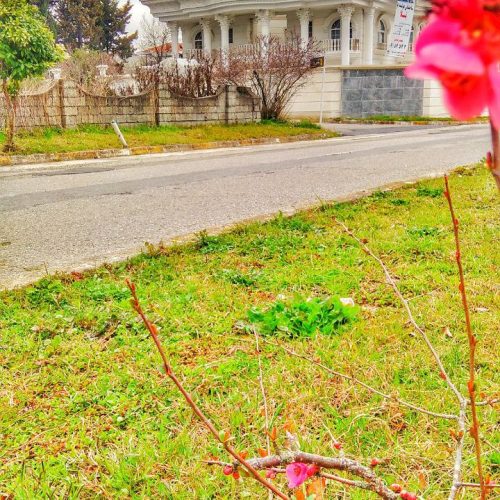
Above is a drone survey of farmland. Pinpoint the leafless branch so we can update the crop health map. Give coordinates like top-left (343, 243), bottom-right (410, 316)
top-left (231, 451), bottom-right (399, 499)
top-left (205, 453), bottom-right (398, 499)
top-left (259, 337), bottom-right (458, 421)
top-left (458, 482), bottom-right (499, 489)
top-left (488, 120), bottom-right (500, 190)
top-left (444, 176), bottom-right (486, 499)
top-left (448, 402), bottom-right (467, 500)
top-left (335, 218), bottom-right (465, 404)
top-left (253, 328), bottom-right (271, 457)
top-left (127, 280), bottom-right (288, 500)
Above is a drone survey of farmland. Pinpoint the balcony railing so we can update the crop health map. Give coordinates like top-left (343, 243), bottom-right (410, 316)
top-left (321, 39), bottom-right (361, 53)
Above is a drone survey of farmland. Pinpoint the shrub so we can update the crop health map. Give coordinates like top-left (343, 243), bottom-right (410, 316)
top-left (248, 295), bottom-right (359, 338)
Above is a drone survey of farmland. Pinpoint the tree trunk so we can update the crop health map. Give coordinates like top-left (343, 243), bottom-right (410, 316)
top-left (2, 81), bottom-right (17, 153)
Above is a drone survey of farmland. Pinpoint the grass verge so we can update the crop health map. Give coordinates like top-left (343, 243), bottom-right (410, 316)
top-left (0, 120), bottom-right (334, 156)
top-left (0, 167), bottom-right (498, 498)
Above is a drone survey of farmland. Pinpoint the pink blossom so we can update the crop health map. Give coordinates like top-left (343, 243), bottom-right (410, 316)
top-left (405, 0), bottom-right (500, 126)
top-left (286, 462), bottom-right (309, 488)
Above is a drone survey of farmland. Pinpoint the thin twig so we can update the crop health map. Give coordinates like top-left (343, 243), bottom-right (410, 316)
top-left (253, 328), bottom-right (271, 456)
top-left (253, 328), bottom-right (273, 500)
top-left (448, 401), bottom-right (467, 500)
top-left (488, 120), bottom-right (500, 190)
top-left (335, 219), bottom-right (465, 405)
top-left (127, 280), bottom-right (288, 500)
top-left (476, 398), bottom-right (499, 407)
top-left (458, 482), bottom-right (499, 489)
top-left (259, 337), bottom-right (458, 421)
top-left (444, 176), bottom-right (486, 499)
top-left (320, 472), bottom-right (371, 490)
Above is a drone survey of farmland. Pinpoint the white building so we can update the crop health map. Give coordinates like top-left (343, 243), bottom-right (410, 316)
top-left (140, 0), bottom-right (447, 119)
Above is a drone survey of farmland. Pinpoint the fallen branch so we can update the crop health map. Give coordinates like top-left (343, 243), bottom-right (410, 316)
top-left (444, 176), bottom-right (486, 499)
top-left (127, 280), bottom-right (289, 500)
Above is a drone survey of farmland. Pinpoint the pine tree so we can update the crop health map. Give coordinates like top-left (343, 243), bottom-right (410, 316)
top-left (54, 0), bottom-right (101, 51)
top-left (29, 0), bottom-right (57, 34)
top-left (95, 0), bottom-right (137, 59)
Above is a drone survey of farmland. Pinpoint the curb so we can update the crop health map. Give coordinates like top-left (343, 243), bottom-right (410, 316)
top-left (0, 133), bottom-right (332, 167)
top-left (327, 119), bottom-right (487, 126)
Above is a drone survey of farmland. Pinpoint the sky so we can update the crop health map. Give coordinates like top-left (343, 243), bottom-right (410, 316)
top-left (124, 0), bottom-right (154, 34)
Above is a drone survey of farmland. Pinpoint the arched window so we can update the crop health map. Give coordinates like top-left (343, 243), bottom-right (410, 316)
top-left (378, 20), bottom-right (386, 44)
top-left (331, 19), bottom-right (353, 40)
top-left (194, 31), bottom-right (203, 49)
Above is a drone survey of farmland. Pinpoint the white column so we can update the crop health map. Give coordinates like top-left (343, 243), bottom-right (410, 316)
top-left (170, 22), bottom-right (179, 58)
top-left (216, 15), bottom-right (231, 52)
top-left (354, 9), bottom-right (363, 52)
top-left (297, 9), bottom-right (311, 48)
top-left (338, 5), bottom-right (355, 66)
top-left (200, 18), bottom-right (212, 53)
top-left (256, 10), bottom-right (271, 38)
top-left (362, 6), bottom-right (375, 64)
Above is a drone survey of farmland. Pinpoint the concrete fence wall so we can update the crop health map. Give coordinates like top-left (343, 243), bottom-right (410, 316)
top-left (0, 80), bottom-right (261, 130)
top-left (289, 66), bottom-right (431, 119)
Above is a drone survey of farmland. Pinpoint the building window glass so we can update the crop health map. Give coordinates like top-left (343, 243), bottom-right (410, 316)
top-left (331, 20), bottom-right (353, 40)
top-left (229, 27), bottom-right (234, 44)
top-left (378, 20), bottom-right (386, 44)
top-left (308, 20), bottom-right (313, 39)
top-left (194, 31), bottom-right (203, 49)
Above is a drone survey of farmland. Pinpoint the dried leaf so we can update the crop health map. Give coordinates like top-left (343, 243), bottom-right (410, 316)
top-left (294, 489), bottom-right (306, 500)
top-left (307, 478), bottom-right (326, 498)
top-left (418, 471), bottom-right (428, 490)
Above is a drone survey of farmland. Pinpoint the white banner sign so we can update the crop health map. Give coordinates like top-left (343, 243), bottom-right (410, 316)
top-left (387, 0), bottom-right (416, 57)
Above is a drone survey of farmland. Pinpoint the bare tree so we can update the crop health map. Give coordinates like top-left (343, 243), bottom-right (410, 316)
top-left (138, 16), bottom-right (171, 66)
top-left (132, 34), bottom-right (320, 120)
top-left (242, 34), bottom-right (322, 120)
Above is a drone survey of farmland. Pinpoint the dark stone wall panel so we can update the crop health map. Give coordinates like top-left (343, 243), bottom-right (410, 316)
top-left (341, 68), bottom-right (424, 117)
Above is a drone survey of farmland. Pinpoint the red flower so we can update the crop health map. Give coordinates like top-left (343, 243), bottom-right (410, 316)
top-left (405, 0), bottom-right (500, 125)
top-left (286, 462), bottom-right (309, 488)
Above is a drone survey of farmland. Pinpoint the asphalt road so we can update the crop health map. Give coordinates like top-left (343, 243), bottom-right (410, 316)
top-left (0, 124), bottom-right (490, 289)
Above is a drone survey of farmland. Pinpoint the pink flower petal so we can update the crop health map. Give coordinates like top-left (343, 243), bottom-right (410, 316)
top-left (487, 64), bottom-right (500, 129)
top-left (286, 463), bottom-right (309, 489)
top-left (415, 19), bottom-right (462, 55)
top-left (419, 43), bottom-right (485, 75)
top-left (405, 62), bottom-right (440, 80)
top-left (442, 77), bottom-right (489, 120)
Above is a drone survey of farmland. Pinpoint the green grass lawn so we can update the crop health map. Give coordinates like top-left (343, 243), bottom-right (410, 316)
top-left (0, 120), bottom-right (333, 156)
top-left (0, 167), bottom-right (498, 499)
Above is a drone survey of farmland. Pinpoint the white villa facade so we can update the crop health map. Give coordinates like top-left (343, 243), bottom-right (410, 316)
top-left (141, 0), bottom-right (447, 119)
